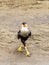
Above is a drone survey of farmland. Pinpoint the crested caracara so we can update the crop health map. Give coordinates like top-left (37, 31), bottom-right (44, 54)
top-left (17, 22), bottom-right (31, 56)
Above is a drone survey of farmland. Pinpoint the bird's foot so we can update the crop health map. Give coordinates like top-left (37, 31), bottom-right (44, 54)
top-left (17, 46), bottom-right (23, 52)
top-left (26, 51), bottom-right (30, 57)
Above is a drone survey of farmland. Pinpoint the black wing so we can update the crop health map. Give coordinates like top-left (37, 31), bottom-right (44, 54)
top-left (17, 30), bottom-right (21, 39)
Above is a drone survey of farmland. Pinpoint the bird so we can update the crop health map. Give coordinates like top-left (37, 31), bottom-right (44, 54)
top-left (17, 22), bottom-right (31, 56)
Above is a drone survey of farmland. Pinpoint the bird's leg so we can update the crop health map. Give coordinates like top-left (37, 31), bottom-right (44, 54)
top-left (25, 46), bottom-right (30, 56)
top-left (21, 40), bottom-right (30, 56)
top-left (17, 43), bottom-right (23, 52)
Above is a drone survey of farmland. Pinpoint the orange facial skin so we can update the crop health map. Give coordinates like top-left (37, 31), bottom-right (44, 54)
top-left (22, 23), bottom-right (28, 27)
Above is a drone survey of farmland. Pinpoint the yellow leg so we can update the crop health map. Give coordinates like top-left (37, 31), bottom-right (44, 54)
top-left (17, 46), bottom-right (23, 52)
top-left (17, 44), bottom-right (24, 52)
top-left (25, 46), bottom-right (30, 56)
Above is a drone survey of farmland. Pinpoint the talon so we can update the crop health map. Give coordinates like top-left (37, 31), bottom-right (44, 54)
top-left (26, 51), bottom-right (30, 56)
top-left (17, 46), bottom-right (23, 52)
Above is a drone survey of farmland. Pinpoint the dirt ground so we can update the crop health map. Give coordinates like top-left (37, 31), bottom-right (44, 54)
top-left (0, 1), bottom-right (49, 65)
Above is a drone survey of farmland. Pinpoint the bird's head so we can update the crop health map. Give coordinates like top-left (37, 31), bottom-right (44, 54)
top-left (22, 22), bottom-right (28, 27)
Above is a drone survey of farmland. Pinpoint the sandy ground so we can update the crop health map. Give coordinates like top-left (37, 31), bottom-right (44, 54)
top-left (0, 1), bottom-right (49, 65)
